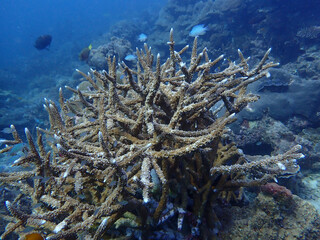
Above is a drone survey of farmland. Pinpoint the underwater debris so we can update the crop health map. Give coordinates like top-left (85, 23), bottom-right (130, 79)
top-left (34, 35), bottom-right (52, 50)
top-left (0, 29), bottom-right (301, 239)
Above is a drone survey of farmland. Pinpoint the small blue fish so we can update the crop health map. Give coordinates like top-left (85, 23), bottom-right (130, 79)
top-left (32, 176), bottom-right (43, 180)
top-left (79, 132), bottom-right (87, 137)
top-left (119, 200), bottom-right (128, 206)
top-left (124, 54), bottom-right (137, 61)
top-left (81, 160), bottom-right (87, 166)
top-left (138, 33), bottom-right (147, 42)
top-left (94, 207), bottom-right (101, 216)
top-left (109, 181), bottom-right (117, 187)
top-left (88, 117), bottom-right (96, 122)
top-left (6, 143), bottom-right (28, 156)
top-left (189, 24), bottom-right (208, 37)
top-left (1, 127), bottom-right (13, 134)
top-left (33, 203), bottom-right (43, 209)
top-left (65, 112), bottom-right (76, 118)
top-left (78, 194), bottom-right (86, 200)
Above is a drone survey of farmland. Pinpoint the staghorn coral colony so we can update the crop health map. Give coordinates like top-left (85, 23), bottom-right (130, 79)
top-left (0, 30), bottom-right (304, 239)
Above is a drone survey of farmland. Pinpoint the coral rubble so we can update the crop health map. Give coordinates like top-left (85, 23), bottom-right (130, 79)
top-left (0, 30), bottom-right (303, 239)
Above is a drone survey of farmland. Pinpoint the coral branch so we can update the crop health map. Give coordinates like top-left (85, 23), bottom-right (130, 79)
top-left (0, 29), bottom-right (297, 239)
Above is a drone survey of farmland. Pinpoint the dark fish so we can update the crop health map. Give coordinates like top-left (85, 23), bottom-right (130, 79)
top-left (34, 35), bottom-right (52, 50)
top-left (79, 44), bottom-right (92, 61)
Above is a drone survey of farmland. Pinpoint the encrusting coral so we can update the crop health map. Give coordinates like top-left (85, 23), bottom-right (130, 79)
top-left (0, 29), bottom-right (303, 239)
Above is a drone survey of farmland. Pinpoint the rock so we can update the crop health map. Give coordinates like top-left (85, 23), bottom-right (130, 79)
top-left (218, 193), bottom-right (320, 240)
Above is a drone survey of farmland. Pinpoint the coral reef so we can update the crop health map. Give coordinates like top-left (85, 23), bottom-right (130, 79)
top-left (261, 182), bottom-right (293, 204)
top-left (297, 26), bottom-right (320, 39)
top-left (218, 192), bottom-right (320, 239)
top-left (88, 37), bottom-right (132, 70)
top-left (83, 0), bottom-right (320, 127)
top-left (0, 30), bottom-right (303, 239)
top-left (232, 116), bottom-right (300, 155)
top-left (151, 0), bottom-right (320, 63)
top-left (299, 172), bottom-right (320, 212)
top-left (240, 51), bottom-right (320, 124)
top-left (256, 68), bottom-right (294, 93)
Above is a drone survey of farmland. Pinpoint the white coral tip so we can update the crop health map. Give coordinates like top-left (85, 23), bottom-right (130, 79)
top-left (277, 162), bottom-right (286, 170)
top-left (266, 72), bottom-right (271, 78)
top-left (39, 219), bottom-right (46, 225)
top-left (13, 157), bottom-right (22, 164)
top-left (62, 171), bottom-right (68, 178)
top-left (53, 220), bottom-right (67, 233)
top-left (101, 217), bottom-right (109, 226)
top-left (24, 128), bottom-right (30, 135)
top-left (5, 201), bottom-right (11, 208)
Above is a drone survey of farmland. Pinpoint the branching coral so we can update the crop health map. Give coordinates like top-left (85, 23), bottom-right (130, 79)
top-left (0, 29), bottom-right (303, 239)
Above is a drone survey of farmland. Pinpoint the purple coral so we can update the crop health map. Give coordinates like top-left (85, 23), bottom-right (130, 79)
top-left (261, 182), bottom-right (293, 201)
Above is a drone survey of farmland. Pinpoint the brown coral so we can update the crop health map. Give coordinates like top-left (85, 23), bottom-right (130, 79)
top-left (0, 29), bottom-right (302, 239)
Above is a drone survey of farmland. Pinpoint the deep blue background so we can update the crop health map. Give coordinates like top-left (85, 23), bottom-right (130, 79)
top-left (0, 0), bottom-right (165, 68)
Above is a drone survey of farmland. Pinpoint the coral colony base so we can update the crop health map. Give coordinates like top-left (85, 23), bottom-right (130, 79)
top-left (0, 30), bottom-right (303, 239)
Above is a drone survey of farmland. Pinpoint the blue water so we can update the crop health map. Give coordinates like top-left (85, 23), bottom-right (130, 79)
top-left (0, 0), bottom-right (165, 138)
top-left (0, 0), bottom-right (164, 68)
